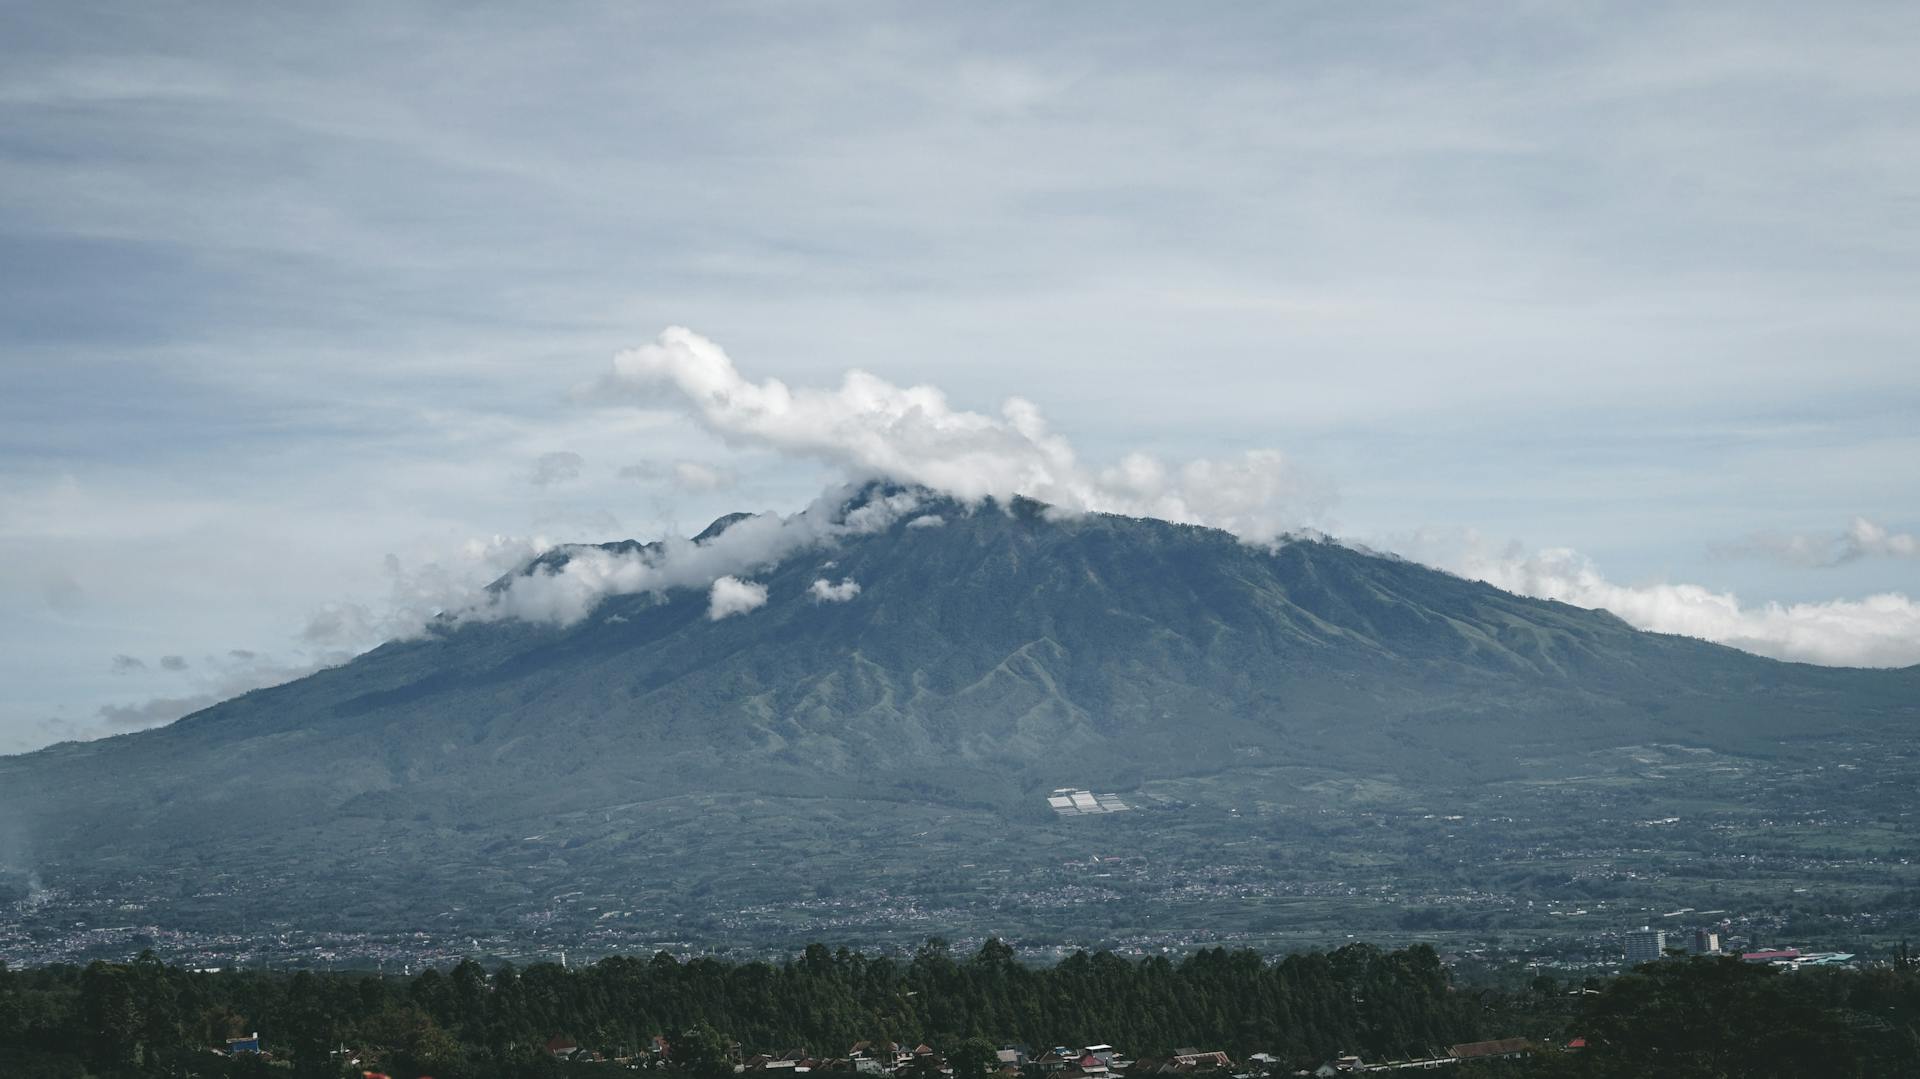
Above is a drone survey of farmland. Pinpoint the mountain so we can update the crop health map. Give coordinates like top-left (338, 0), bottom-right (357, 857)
top-left (3, 488), bottom-right (1916, 953)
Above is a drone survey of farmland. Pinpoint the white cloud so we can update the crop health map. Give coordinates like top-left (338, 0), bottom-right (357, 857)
top-left (707, 575), bottom-right (768, 620)
top-left (1717, 516), bottom-right (1920, 568)
top-left (906, 514), bottom-right (945, 528)
top-left (297, 533), bottom-right (560, 649)
top-left (594, 327), bottom-right (1331, 542)
top-left (477, 485), bottom-right (923, 627)
top-left (808, 577), bottom-right (861, 602)
top-left (1437, 540), bottom-right (1920, 668)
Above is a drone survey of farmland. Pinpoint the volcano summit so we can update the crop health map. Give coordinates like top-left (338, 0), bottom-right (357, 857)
top-left (2, 487), bottom-right (1916, 960)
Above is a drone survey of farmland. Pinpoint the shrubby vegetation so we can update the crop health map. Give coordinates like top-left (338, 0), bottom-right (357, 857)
top-left (1521, 951), bottom-right (1920, 1077)
top-left (4, 941), bottom-right (1919, 1078)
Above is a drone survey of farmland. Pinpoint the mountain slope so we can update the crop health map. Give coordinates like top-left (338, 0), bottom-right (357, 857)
top-left (2, 491), bottom-right (1915, 944)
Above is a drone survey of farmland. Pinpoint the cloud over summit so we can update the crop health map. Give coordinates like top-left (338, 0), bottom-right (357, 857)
top-left (475, 485), bottom-right (925, 628)
top-left (598, 327), bottom-right (1329, 542)
top-left (573, 327), bottom-right (1920, 670)
top-left (192, 330), bottom-right (1920, 678)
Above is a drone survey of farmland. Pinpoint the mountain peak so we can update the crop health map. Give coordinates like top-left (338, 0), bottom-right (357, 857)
top-left (694, 511), bottom-right (758, 543)
top-left (2, 497), bottom-right (1916, 948)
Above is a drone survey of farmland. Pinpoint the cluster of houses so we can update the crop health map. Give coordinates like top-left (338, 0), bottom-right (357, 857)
top-left (221, 1030), bottom-right (1550, 1075)
top-left (535, 1037), bottom-right (1549, 1077)
top-left (1306, 1038), bottom-right (1541, 1074)
top-left (725, 1041), bottom-right (1238, 1078)
top-left (1736, 948), bottom-right (1857, 970)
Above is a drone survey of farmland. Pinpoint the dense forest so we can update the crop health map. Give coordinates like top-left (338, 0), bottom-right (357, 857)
top-left (2, 941), bottom-right (1917, 1078)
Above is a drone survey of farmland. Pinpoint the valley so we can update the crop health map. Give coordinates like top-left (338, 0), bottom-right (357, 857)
top-left (8, 733), bottom-right (1915, 972)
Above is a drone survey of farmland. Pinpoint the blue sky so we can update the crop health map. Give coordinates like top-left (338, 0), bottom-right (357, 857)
top-left (3, 2), bottom-right (1918, 752)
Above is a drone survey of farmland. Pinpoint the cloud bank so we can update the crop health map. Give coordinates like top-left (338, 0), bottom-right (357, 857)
top-left (595, 327), bottom-right (1330, 542)
top-left (1437, 540), bottom-right (1920, 668)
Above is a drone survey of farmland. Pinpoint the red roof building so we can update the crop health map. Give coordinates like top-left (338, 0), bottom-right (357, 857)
top-left (1448, 1038), bottom-right (1533, 1060)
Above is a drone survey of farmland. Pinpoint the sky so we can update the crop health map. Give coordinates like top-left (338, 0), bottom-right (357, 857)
top-left (2, 2), bottom-right (1918, 753)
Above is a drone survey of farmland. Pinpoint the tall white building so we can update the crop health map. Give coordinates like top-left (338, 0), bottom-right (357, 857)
top-left (1625, 927), bottom-right (1666, 963)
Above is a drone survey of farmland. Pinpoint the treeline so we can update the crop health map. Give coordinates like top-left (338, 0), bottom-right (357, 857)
top-left (1, 940), bottom-right (1480, 1077)
top-left (1521, 955), bottom-right (1920, 1078)
top-left (5, 942), bottom-right (1919, 1079)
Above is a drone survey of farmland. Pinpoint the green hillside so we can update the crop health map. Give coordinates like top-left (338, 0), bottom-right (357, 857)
top-left (2, 489), bottom-right (1915, 948)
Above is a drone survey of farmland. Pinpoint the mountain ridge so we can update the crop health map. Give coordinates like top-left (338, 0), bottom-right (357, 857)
top-left (2, 488), bottom-right (1915, 944)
